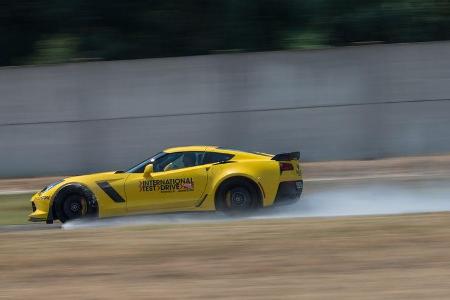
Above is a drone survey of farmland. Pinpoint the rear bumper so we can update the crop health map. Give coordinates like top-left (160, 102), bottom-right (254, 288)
top-left (274, 180), bottom-right (303, 205)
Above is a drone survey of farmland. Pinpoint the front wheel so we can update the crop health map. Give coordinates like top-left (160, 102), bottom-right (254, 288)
top-left (53, 185), bottom-right (98, 223)
top-left (61, 194), bottom-right (88, 223)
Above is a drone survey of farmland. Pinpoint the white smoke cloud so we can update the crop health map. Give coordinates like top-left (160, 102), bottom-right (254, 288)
top-left (63, 177), bottom-right (450, 230)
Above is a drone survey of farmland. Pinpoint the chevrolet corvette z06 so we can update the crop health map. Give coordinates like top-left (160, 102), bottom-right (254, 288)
top-left (29, 146), bottom-right (303, 223)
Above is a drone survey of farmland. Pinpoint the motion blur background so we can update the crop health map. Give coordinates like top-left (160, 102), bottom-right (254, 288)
top-left (1, 0), bottom-right (450, 177)
top-left (3, 3), bottom-right (450, 299)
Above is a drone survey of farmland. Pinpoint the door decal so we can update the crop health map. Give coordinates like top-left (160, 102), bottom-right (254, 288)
top-left (139, 178), bottom-right (195, 193)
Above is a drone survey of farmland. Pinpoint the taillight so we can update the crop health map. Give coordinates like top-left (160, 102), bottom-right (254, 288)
top-left (279, 162), bottom-right (294, 172)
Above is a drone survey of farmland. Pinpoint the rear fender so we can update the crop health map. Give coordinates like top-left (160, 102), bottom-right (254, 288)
top-left (208, 161), bottom-right (280, 207)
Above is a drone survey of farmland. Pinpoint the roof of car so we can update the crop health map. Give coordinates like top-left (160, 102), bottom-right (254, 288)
top-left (164, 145), bottom-right (218, 153)
top-left (164, 146), bottom-right (274, 159)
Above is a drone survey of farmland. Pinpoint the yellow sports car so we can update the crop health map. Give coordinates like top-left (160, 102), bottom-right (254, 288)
top-left (29, 146), bottom-right (303, 223)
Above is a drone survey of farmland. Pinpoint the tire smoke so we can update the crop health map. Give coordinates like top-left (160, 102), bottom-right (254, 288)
top-left (63, 177), bottom-right (450, 230)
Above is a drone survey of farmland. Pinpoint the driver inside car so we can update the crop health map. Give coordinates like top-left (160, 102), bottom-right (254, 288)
top-left (164, 153), bottom-right (196, 171)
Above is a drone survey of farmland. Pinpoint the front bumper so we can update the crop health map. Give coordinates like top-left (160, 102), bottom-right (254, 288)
top-left (274, 180), bottom-right (303, 206)
top-left (29, 215), bottom-right (47, 222)
top-left (29, 193), bottom-right (51, 223)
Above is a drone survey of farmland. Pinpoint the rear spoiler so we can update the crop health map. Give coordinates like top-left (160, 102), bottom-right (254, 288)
top-left (271, 152), bottom-right (300, 161)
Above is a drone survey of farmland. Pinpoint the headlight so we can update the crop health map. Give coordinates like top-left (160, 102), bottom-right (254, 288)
top-left (41, 179), bottom-right (64, 193)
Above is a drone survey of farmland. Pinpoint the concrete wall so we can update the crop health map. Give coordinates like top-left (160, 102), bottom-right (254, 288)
top-left (1, 42), bottom-right (450, 177)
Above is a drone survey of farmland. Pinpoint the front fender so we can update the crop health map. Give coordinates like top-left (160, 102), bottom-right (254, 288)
top-left (49, 182), bottom-right (98, 222)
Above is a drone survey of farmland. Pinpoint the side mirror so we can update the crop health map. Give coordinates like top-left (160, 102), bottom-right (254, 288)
top-left (143, 164), bottom-right (154, 178)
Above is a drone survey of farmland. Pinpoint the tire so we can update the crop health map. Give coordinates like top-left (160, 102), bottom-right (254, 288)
top-left (54, 185), bottom-right (98, 223)
top-left (216, 178), bottom-right (260, 212)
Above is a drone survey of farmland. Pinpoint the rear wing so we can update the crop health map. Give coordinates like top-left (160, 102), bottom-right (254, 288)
top-left (271, 152), bottom-right (300, 161)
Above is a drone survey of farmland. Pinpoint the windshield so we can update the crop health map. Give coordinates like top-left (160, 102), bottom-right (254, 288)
top-left (126, 152), bottom-right (166, 173)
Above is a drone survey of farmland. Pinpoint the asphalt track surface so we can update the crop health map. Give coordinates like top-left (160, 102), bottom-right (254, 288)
top-left (3, 175), bottom-right (450, 232)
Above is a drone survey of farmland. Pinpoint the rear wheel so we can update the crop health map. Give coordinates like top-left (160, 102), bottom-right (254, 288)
top-left (224, 186), bottom-right (253, 210)
top-left (216, 178), bottom-right (261, 213)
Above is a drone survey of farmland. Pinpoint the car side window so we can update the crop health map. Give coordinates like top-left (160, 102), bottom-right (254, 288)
top-left (203, 152), bottom-right (234, 164)
top-left (153, 152), bottom-right (205, 172)
top-left (126, 152), bottom-right (166, 173)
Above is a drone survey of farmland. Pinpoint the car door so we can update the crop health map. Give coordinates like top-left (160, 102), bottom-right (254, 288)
top-left (155, 162), bottom-right (208, 210)
top-left (124, 151), bottom-right (208, 213)
top-left (124, 170), bottom-right (173, 213)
